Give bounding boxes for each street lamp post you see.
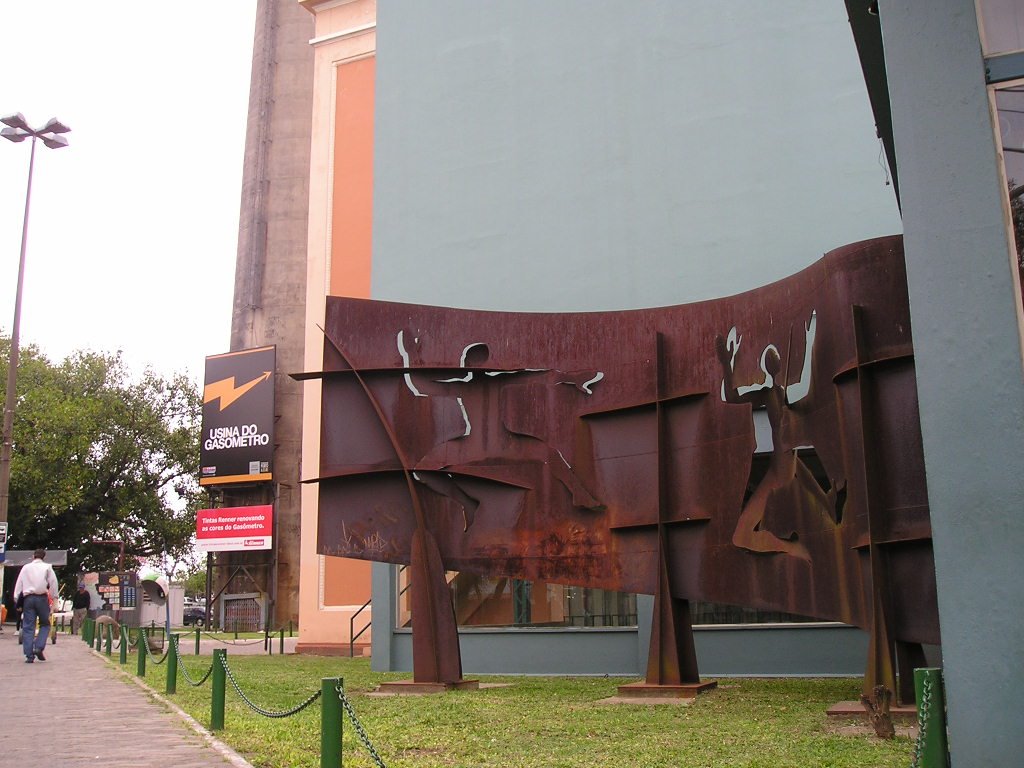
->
[0,114,70,606]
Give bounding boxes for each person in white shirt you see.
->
[13,549,59,663]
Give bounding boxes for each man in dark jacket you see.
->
[71,583,90,635]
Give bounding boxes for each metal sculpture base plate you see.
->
[617,681,718,699]
[377,679,480,695]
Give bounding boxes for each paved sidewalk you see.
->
[2,628,253,767]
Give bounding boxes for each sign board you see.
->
[200,345,275,486]
[96,572,139,611]
[196,505,273,552]
[4,549,67,567]
[0,521,6,563]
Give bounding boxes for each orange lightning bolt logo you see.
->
[204,371,272,411]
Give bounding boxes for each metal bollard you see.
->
[280,628,285,655]
[912,668,950,768]
[321,678,343,768]
[136,627,147,678]
[94,624,103,651]
[119,624,127,664]
[83,618,92,645]
[105,622,113,655]
[211,649,226,731]
[195,627,200,656]
[166,635,178,695]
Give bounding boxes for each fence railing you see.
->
[79,617,385,768]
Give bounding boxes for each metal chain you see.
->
[172,636,216,686]
[200,630,265,646]
[142,631,169,665]
[335,682,387,767]
[910,676,933,768]
[218,654,322,718]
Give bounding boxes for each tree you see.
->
[1011,181,1024,291]
[179,560,208,599]
[1,339,201,595]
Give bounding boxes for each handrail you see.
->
[397,564,410,597]
[349,596,372,657]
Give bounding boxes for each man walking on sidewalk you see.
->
[71,582,90,635]
[13,549,58,662]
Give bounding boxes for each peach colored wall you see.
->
[299,0,376,650]
[329,55,375,297]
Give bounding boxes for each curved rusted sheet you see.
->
[303,235,939,691]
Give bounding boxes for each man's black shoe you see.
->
[34,649,46,661]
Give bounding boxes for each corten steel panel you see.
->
[302,235,939,686]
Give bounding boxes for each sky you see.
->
[0,3,259,385]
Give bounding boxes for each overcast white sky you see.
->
[0,3,258,384]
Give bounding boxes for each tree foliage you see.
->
[179,561,207,599]
[1011,181,1024,277]
[2,339,200,594]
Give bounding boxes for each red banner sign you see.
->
[196,505,273,552]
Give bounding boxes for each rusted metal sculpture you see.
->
[300,235,939,699]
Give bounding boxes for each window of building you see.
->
[977,0,1024,57]
[396,569,638,630]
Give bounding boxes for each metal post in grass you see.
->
[83,618,91,645]
[211,648,226,731]
[119,624,127,664]
[166,634,178,695]
[195,627,200,655]
[136,626,147,677]
[105,622,112,655]
[279,628,284,655]
[94,625,102,651]
[321,677,343,768]
[912,668,950,768]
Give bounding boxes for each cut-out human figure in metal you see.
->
[397,332,605,528]
[716,311,844,561]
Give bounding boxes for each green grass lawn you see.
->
[125,653,915,768]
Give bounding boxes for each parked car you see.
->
[183,605,207,628]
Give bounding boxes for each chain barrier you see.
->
[171,636,216,686]
[141,631,170,665]
[336,682,387,768]
[200,630,265,646]
[218,653,322,718]
[910,675,932,768]
[127,630,140,649]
